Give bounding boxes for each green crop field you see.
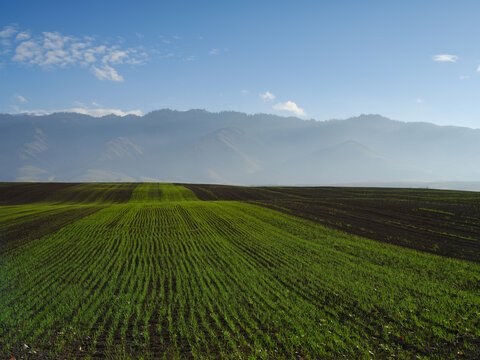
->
[1,183,479,359]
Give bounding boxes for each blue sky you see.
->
[1,0,480,127]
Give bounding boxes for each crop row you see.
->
[183,184,480,262]
[1,184,479,359]
[0,183,138,205]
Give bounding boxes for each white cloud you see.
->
[0,25,16,38]
[15,94,28,103]
[476,65,480,72]
[80,45,106,64]
[416,98,424,104]
[241,89,248,94]
[12,40,43,63]
[260,91,275,101]
[15,32,30,41]
[0,26,17,46]
[43,48,73,67]
[13,106,142,117]
[60,101,141,117]
[459,75,470,80]
[66,107,142,117]
[432,54,458,62]
[43,31,71,50]
[4,27,148,81]
[73,100,86,107]
[92,65,124,82]
[102,48,129,64]
[273,101,306,116]
[209,48,219,55]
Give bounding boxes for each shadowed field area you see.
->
[1,183,479,359]
[183,184,480,263]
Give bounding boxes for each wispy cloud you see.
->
[1,25,223,82]
[241,89,248,94]
[260,91,275,101]
[432,54,458,63]
[0,25,17,46]
[14,94,28,103]
[13,40,43,63]
[209,48,228,55]
[273,101,306,116]
[416,98,424,104]
[0,25,16,38]
[1,26,148,81]
[0,25,16,46]
[459,75,470,80]
[15,31,30,41]
[102,47,147,65]
[92,65,124,82]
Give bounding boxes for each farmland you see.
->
[183,184,480,263]
[1,183,480,359]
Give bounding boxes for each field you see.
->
[1,183,479,359]
[183,184,480,263]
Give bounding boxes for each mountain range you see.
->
[2,109,480,189]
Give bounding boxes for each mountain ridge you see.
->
[1,109,479,188]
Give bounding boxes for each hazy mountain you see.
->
[1,110,480,189]
[164,127,265,184]
[272,140,426,185]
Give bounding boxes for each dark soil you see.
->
[182,184,480,263]
[1,206,103,252]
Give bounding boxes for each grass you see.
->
[183,184,480,262]
[0,183,479,359]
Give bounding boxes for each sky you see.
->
[1,0,480,128]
